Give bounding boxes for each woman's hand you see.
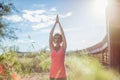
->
[56,14,59,23]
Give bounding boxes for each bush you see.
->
[66,55,120,80]
[0,51,21,80]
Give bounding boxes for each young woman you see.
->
[49,15,67,80]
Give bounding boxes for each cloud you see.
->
[22,10,47,22]
[22,10,56,30]
[16,39,35,44]
[3,15,23,22]
[32,21,54,30]
[50,7,57,11]
[3,8,72,31]
[23,10,46,15]
[40,27,76,34]
[66,12,72,16]
[60,12,72,18]
[29,11,72,30]
[40,28,50,33]
[33,4,45,8]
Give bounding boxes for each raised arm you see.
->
[49,19,57,51]
[57,15,67,50]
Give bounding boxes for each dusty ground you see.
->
[20,73,49,80]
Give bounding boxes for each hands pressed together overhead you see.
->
[49,14,67,51]
[55,14,59,23]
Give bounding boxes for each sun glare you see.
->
[92,0,108,16]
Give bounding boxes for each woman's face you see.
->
[54,34,62,44]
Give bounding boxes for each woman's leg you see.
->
[50,78,55,80]
[63,77,67,80]
[50,77,67,80]
[57,77,67,80]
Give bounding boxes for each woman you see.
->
[49,15,67,80]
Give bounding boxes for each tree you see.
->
[0,0,18,41]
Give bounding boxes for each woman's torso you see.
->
[50,47,66,78]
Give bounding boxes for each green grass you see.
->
[0,50,120,80]
[66,54,120,80]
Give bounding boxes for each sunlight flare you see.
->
[92,0,108,16]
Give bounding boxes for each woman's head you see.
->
[53,33,62,44]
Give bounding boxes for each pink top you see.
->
[50,47,66,78]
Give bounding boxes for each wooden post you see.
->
[102,52,104,64]
[106,0,120,72]
[105,50,108,65]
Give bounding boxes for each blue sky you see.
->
[2,0,107,52]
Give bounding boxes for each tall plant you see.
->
[0,0,18,41]
[0,50,21,80]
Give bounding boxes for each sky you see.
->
[1,0,108,52]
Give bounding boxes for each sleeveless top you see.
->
[50,47,66,78]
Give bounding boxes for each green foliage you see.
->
[1,48,119,80]
[19,51,50,74]
[19,58,33,75]
[0,0,18,41]
[0,50,21,79]
[66,54,120,80]
[18,50,120,80]
[39,56,50,72]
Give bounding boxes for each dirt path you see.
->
[20,73,49,80]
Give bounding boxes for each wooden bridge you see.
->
[77,35,109,66]
[77,1,120,72]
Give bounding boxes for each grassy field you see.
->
[0,50,120,80]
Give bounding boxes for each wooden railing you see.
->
[77,35,109,66]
